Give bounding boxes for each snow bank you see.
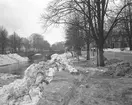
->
[50,53,78,73]
[8,54,29,62]
[0,55,16,66]
[0,53,78,105]
[104,48,121,52]
[0,54,29,66]
[0,73,20,80]
[34,53,41,56]
[104,48,132,53]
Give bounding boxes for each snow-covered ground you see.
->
[0,54,29,66]
[104,47,132,53]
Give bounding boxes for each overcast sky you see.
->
[0,0,65,44]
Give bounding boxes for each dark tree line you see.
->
[0,26,51,54]
[0,26,8,54]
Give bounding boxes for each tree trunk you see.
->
[128,37,132,51]
[86,41,90,60]
[97,46,105,66]
[14,47,17,53]
[1,44,5,54]
[97,47,99,66]
[128,3,132,51]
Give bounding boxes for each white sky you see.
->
[0,0,65,45]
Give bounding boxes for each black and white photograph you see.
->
[0,0,132,105]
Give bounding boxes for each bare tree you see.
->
[29,33,50,52]
[21,38,31,52]
[42,0,92,60]
[65,16,85,58]
[120,0,132,50]
[9,32,21,53]
[42,0,131,66]
[29,33,44,51]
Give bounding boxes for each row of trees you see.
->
[0,26,51,54]
[0,27,23,54]
[42,0,132,66]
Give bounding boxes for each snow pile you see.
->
[0,54,29,66]
[103,61,132,77]
[0,55,17,66]
[114,62,132,77]
[105,59,122,65]
[104,48,121,52]
[0,73,20,80]
[34,53,41,56]
[0,53,78,105]
[0,62,47,105]
[86,67,107,73]
[8,53,29,62]
[104,48,132,54]
[50,53,78,73]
